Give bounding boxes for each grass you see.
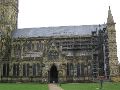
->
[60,82,120,90]
[0,82,120,90]
[0,83,48,90]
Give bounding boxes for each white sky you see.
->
[18,0,120,62]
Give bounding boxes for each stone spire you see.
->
[106,6,119,78]
[107,6,115,24]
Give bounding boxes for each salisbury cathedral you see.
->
[0,0,119,83]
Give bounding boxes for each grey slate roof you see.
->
[12,24,106,38]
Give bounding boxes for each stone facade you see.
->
[0,1,119,83]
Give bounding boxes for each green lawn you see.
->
[61,82,120,90]
[0,82,120,90]
[0,83,48,90]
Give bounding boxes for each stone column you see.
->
[58,63,67,83]
[29,63,33,76]
[9,63,13,77]
[19,63,23,77]
[8,62,13,81]
[42,64,49,83]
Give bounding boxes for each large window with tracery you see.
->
[48,50,59,60]
[67,63,74,77]
[33,64,37,76]
[32,63,41,76]
[23,64,29,77]
[13,63,19,77]
[3,63,9,77]
[77,63,81,77]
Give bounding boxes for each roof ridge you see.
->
[18,24,105,30]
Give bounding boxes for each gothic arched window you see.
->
[48,50,59,60]
[67,63,70,76]
[23,64,29,77]
[70,63,73,76]
[3,63,9,77]
[77,63,80,77]
[27,41,32,51]
[13,63,19,77]
[33,64,37,76]
[37,63,41,76]
[23,64,26,76]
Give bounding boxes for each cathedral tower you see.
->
[106,6,119,77]
[0,0,18,60]
[0,0,18,81]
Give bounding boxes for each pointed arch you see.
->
[50,64,58,83]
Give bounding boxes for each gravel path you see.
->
[48,84,64,90]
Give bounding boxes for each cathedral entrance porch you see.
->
[49,65,58,83]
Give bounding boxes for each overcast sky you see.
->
[18,0,120,62]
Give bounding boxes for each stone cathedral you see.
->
[0,0,119,83]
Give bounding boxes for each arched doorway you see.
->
[50,65,58,83]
